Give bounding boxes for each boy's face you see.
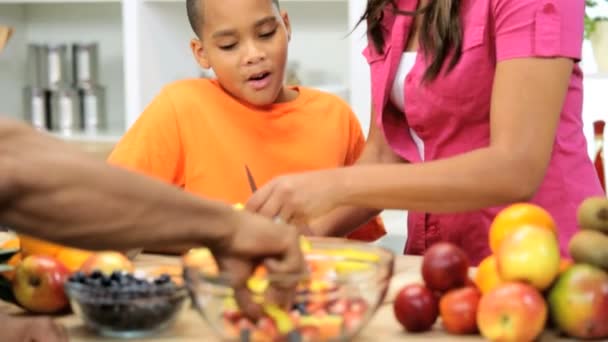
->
[191,0,292,106]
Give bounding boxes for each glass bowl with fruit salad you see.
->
[184,237,395,342]
[64,265,189,338]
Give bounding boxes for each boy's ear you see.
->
[190,38,211,69]
[280,11,292,42]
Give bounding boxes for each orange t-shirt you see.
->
[108,79,385,241]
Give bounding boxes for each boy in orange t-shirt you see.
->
[108,0,385,250]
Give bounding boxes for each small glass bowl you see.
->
[64,267,189,339]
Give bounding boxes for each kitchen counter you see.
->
[1,254,575,341]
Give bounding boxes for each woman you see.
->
[246,0,604,264]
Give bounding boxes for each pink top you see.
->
[363,0,605,264]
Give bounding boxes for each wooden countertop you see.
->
[1,254,574,341]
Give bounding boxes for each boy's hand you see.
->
[211,210,306,319]
[245,170,342,226]
[0,314,68,342]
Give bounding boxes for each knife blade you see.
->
[245,165,258,193]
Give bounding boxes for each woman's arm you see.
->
[247,57,572,223]
[335,58,572,212]
[309,105,405,237]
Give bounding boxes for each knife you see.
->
[245,165,258,193]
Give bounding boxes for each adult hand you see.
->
[245,170,343,226]
[210,209,306,319]
[0,314,68,342]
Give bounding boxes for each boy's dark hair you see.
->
[187,0,281,36]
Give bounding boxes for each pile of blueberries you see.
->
[66,270,186,332]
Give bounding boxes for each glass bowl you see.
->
[64,266,189,339]
[184,237,395,342]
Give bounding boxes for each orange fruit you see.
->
[558,258,573,274]
[18,235,63,258]
[56,247,94,272]
[1,237,21,281]
[489,203,557,253]
[474,255,503,294]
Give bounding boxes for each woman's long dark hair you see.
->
[357,0,462,82]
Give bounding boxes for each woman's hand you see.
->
[245,169,345,226]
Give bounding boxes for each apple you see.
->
[477,282,547,342]
[12,255,70,314]
[439,286,481,334]
[548,264,608,339]
[182,247,218,275]
[80,251,133,275]
[393,283,438,332]
[496,225,560,291]
[422,242,469,292]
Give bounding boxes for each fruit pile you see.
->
[65,270,187,332]
[185,237,380,342]
[0,233,135,315]
[220,297,368,342]
[393,201,608,341]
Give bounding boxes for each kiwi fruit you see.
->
[568,230,608,271]
[576,197,608,234]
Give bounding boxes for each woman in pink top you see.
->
[246,0,605,264]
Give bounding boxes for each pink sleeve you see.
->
[492,0,584,61]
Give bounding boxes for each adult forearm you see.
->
[311,135,403,237]
[338,147,539,213]
[0,118,233,251]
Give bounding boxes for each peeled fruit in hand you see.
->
[568,229,608,271]
[496,224,560,291]
[489,203,556,253]
[474,255,502,294]
[477,282,547,342]
[80,251,133,275]
[439,286,481,334]
[393,283,438,332]
[13,255,70,313]
[576,196,608,233]
[421,242,469,292]
[548,264,608,339]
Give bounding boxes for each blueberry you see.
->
[293,303,308,315]
[101,276,113,287]
[69,271,86,283]
[110,271,123,281]
[155,274,171,284]
[90,270,103,279]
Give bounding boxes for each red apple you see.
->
[422,242,469,292]
[393,283,439,332]
[439,286,481,334]
[12,255,70,314]
[548,264,608,339]
[80,251,133,275]
[477,282,547,342]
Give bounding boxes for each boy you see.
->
[108,0,385,251]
